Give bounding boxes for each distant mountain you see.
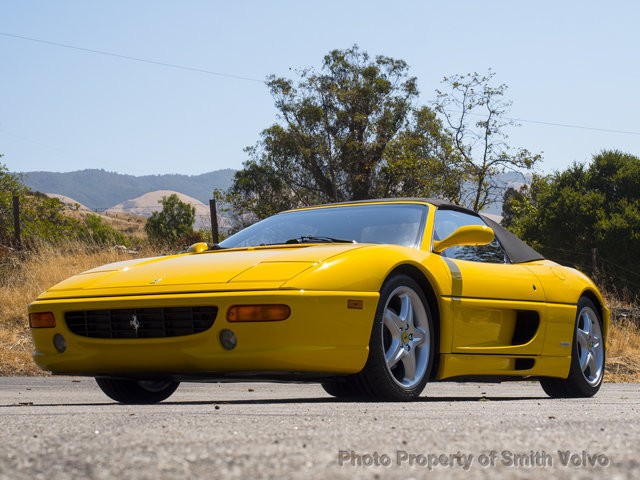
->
[20,168,236,211]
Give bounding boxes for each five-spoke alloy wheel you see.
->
[381,284,431,390]
[352,274,435,401]
[540,297,605,398]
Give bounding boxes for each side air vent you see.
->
[514,358,535,370]
[511,311,540,346]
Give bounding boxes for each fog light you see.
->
[53,334,66,353]
[219,329,237,350]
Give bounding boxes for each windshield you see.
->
[219,204,428,249]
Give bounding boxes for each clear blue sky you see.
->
[1,0,638,176]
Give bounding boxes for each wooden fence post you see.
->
[209,199,219,245]
[12,195,21,250]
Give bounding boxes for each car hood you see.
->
[37,244,368,299]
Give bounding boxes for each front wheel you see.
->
[352,274,435,401]
[540,297,605,398]
[320,378,359,398]
[95,378,180,404]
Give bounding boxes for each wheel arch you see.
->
[386,263,441,380]
[579,288,609,340]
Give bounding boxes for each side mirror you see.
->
[433,225,494,254]
[187,242,209,253]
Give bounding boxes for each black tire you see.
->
[320,378,360,398]
[540,297,605,398]
[95,378,180,404]
[353,274,435,401]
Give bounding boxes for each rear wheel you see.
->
[95,378,179,404]
[540,297,605,398]
[351,274,435,401]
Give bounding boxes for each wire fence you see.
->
[4,194,640,308]
[2,194,227,250]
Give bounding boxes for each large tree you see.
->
[503,150,640,296]
[223,46,464,220]
[433,71,541,211]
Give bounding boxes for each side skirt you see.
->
[436,353,571,380]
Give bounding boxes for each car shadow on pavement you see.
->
[2,395,550,407]
[158,395,550,406]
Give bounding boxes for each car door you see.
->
[433,208,547,355]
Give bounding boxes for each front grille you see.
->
[65,306,217,339]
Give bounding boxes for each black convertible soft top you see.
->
[328,198,545,264]
[479,214,545,264]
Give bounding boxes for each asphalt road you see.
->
[0,377,638,480]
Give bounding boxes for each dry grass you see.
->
[1,246,639,382]
[604,296,640,382]
[0,243,156,376]
[63,207,148,239]
[101,211,147,238]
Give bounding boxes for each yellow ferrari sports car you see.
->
[29,199,608,403]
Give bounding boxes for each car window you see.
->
[433,209,508,264]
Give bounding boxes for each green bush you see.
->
[144,194,196,248]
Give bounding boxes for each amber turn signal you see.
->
[227,305,291,322]
[29,312,56,328]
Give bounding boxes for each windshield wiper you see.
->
[284,235,357,244]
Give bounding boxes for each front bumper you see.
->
[29,290,379,377]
